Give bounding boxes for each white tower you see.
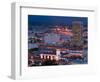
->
[56,49,61,60]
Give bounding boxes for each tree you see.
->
[42,59,58,66]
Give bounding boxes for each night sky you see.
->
[28,15,88,26]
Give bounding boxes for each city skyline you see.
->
[28,15,88,66]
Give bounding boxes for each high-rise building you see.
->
[71,21,83,47]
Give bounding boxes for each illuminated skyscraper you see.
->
[72,21,83,47]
